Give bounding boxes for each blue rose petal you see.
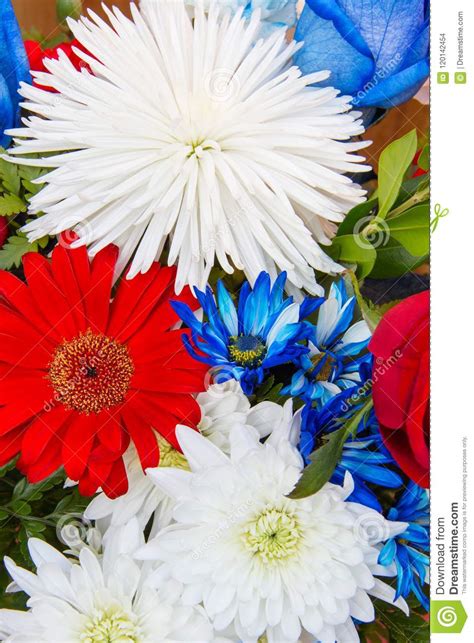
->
[295,0,429,110]
[0,0,31,148]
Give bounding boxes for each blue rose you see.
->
[294,0,429,109]
[1,0,31,149]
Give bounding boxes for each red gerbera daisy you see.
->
[0,239,206,498]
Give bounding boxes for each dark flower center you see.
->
[48,329,134,414]
[228,334,266,367]
[309,351,335,381]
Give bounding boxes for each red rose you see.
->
[24,39,90,91]
[369,291,429,488]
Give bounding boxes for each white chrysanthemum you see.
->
[0,520,213,642]
[7,0,368,294]
[197,378,285,450]
[85,436,187,536]
[137,405,409,643]
[86,381,284,532]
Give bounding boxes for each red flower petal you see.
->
[107,263,172,341]
[0,382,52,437]
[0,271,55,336]
[101,457,129,499]
[87,245,119,332]
[62,413,98,481]
[20,406,71,466]
[370,291,430,487]
[0,245,206,497]
[19,436,63,483]
[23,252,78,341]
[96,412,127,455]
[0,426,25,466]
[121,405,159,471]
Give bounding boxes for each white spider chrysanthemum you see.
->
[6,0,368,294]
[85,381,284,533]
[0,520,213,642]
[137,406,409,643]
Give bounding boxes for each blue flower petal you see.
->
[0,0,31,147]
[295,5,374,96]
[357,59,429,108]
[337,0,425,69]
[217,280,238,336]
[305,0,373,57]
[378,538,397,566]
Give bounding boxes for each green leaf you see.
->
[378,129,418,219]
[335,197,378,238]
[57,0,83,23]
[0,458,17,478]
[289,398,373,499]
[387,204,429,256]
[10,501,33,516]
[377,602,429,642]
[326,234,377,279]
[393,174,429,210]
[345,271,399,332]
[370,238,427,279]
[0,155,21,196]
[0,194,27,216]
[0,235,39,269]
[418,143,430,172]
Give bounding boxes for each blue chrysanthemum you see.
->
[299,389,403,511]
[172,271,321,395]
[282,279,371,405]
[379,482,430,610]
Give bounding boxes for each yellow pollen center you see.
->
[156,435,189,469]
[48,329,134,414]
[242,507,302,563]
[80,606,141,642]
[228,334,266,368]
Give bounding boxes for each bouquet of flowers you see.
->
[0,0,429,641]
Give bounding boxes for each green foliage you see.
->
[0,231,49,269]
[0,151,49,269]
[345,271,400,332]
[359,597,430,643]
[57,0,84,24]
[328,130,429,280]
[252,375,286,405]
[0,464,89,608]
[377,129,418,219]
[289,397,373,499]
